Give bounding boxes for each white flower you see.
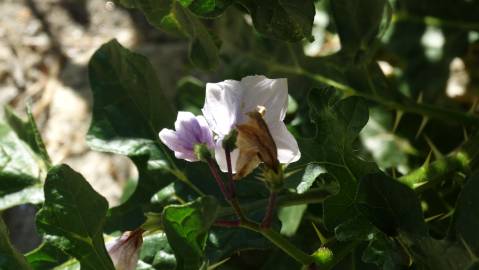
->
[202,75,300,172]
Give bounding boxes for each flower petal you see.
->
[241,76,288,123]
[196,115,214,148]
[268,121,301,164]
[175,151,197,162]
[214,138,239,173]
[202,80,243,136]
[174,111,201,147]
[159,129,188,152]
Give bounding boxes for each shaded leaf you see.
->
[300,87,377,230]
[26,242,70,270]
[238,0,315,42]
[36,164,115,270]
[88,39,177,232]
[356,172,428,237]
[114,1,219,69]
[329,0,388,62]
[452,172,479,256]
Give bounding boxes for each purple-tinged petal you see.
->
[159,129,188,152]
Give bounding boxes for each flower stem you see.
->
[206,158,230,201]
[261,191,277,228]
[225,149,236,199]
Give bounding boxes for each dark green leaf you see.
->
[26,242,70,270]
[334,214,374,242]
[176,76,206,115]
[238,0,315,41]
[452,172,479,256]
[36,164,115,270]
[114,1,219,69]
[356,172,428,238]
[0,216,32,270]
[88,39,177,232]
[361,232,410,270]
[162,196,218,270]
[87,39,174,155]
[300,87,376,230]
[329,0,388,61]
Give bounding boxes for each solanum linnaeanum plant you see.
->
[3,1,479,270]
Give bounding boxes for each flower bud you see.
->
[106,229,144,270]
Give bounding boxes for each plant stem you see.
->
[206,158,230,201]
[263,60,479,127]
[261,191,277,228]
[225,149,236,199]
[239,221,314,265]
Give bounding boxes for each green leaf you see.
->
[334,214,374,242]
[361,232,410,270]
[452,172,479,256]
[278,204,307,237]
[4,106,51,167]
[35,164,115,270]
[26,242,70,270]
[0,184,44,211]
[329,0,388,62]
[300,87,377,230]
[0,121,43,197]
[176,76,206,115]
[296,163,327,194]
[87,39,175,155]
[0,216,32,270]
[138,232,177,270]
[162,196,218,270]
[114,1,219,69]
[238,0,315,41]
[356,172,428,238]
[88,39,177,232]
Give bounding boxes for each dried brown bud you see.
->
[234,106,279,179]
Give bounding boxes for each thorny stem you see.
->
[261,191,277,228]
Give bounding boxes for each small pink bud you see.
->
[106,229,144,270]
